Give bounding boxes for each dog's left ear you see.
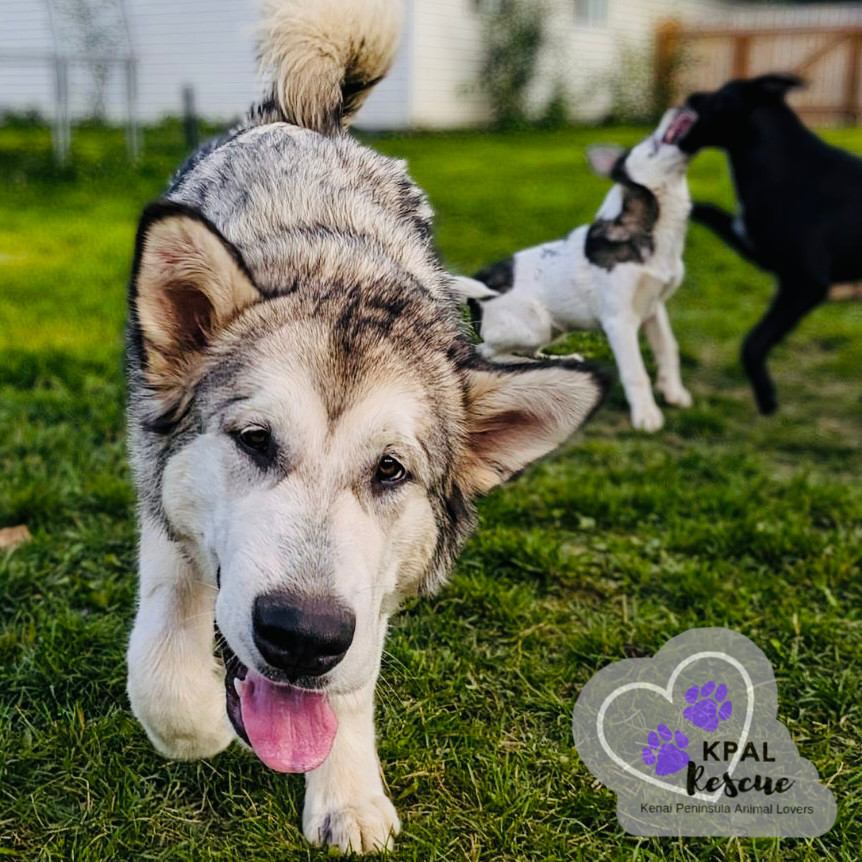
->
[752,73,805,99]
[459,358,607,496]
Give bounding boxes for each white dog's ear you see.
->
[460,358,607,496]
[131,202,260,390]
[586,145,625,178]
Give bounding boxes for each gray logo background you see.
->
[572,628,836,836]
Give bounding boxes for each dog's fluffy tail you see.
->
[256,0,403,134]
[449,276,500,304]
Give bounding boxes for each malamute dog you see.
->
[125,0,606,853]
[453,113,696,432]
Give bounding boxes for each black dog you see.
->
[677,73,862,414]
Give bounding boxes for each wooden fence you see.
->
[656,20,862,126]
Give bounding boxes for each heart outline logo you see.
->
[596,651,755,802]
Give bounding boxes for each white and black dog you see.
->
[124,0,606,854]
[454,111,697,432]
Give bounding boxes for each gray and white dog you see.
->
[453,112,697,432]
[125,0,606,853]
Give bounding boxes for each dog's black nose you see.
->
[252,594,355,678]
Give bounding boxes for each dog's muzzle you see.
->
[216,594,354,775]
[663,107,698,146]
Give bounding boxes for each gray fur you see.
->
[128,115,604,594]
[128,118,478,591]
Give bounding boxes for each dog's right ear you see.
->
[130,202,260,393]
[751,73,805,99]
[586,145,625,179]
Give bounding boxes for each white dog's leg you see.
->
[303,680,400,855]
[643,303,692,408]
[603,317,664,432]
[127,519,234,759]
[479,298,554,359]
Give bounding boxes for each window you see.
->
[574,0,608,28]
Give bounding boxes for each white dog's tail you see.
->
[449,276,500,304]
[256,0,403,134]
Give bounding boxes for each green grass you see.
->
[1,121,861,861]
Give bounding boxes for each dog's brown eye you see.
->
[375,455,407,485]
[237,426,271,453]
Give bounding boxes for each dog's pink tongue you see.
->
[240,669,337,773]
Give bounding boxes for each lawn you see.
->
[0,121,860,861]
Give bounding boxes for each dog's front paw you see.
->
[127,646,234,760]
[630,401,664,432]
[304,794,401,855]
[660,383,693,408]
[129,674,234,760]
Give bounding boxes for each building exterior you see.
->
[0,0,260,126]
[1,1,860,130]
[362,0,727,128]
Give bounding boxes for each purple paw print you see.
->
[641,724,690,776]
[684,681,732,732]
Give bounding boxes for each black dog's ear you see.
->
[752,73,805,99]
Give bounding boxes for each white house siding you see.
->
[540,0,726,122]
[696,2,862,29]
[354,0,414,129]
[8,0,832,131]
[0,0,261,123]
[409,0,490,127]
[0,0,420,130]
[125,0,260,123]
[369,0,728,129]
[0,0,56,116]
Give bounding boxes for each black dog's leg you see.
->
[741,279,827,415]
[691,203,765,268]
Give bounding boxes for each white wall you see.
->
[8,0,817,131]
[410,0,490,128]
[395,0,726,129]
[354,0,414,129]
[696,1,862,28]
[126,0,260,122]
[0,0,261,123]
[0,0,420,130]
[0,0,56,117]
[539,0,725,122]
